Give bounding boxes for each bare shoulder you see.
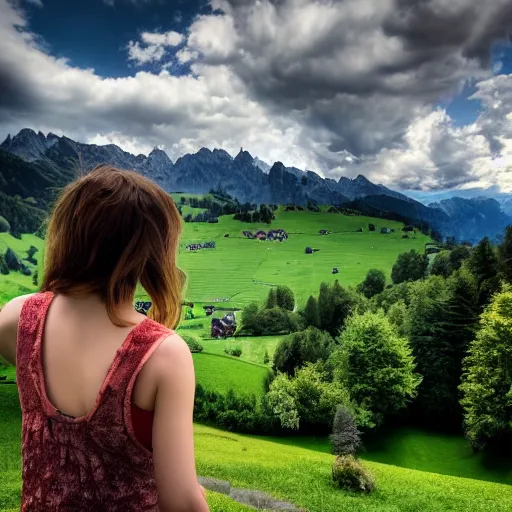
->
[145,332,194,381]
[0,294,36,364]
[0,293,35,323]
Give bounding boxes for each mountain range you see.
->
[1,128,511,243]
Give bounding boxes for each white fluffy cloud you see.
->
[343,75,512,192]
[1,0,512,192]
[127,31,183,65]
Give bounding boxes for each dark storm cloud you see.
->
[385,0,512,65]
[189,0,512,169]
[0,66,38,112]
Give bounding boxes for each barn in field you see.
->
[211,313,237,338]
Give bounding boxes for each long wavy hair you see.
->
[41,164,184,328]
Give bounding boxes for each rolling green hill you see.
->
[191,353,270,397]
[1,374,511,512]
[177,209,429,307]
[0,209,429,309]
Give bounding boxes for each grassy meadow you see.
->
[1,369,512,512]
[191,353,270,397]
[0,208,430,309]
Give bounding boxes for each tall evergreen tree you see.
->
[266,288,278,309]
[407,272,479,428]
[318,282,333,331]
[303,295,320,328]
[329,281,359,337]
[500,225,512,284]
[467,237,500,307]
[449,245,470,271]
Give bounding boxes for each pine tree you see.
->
[303,295,320,328]
[407,272,479,427]
[500,225,512,284]
[266,288,278,309]
[468,237,498,284]
[329,281,359,337]
[318,282,333,331]
[449,245,470,271]
[467,237,500,307]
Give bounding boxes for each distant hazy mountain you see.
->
[406,186,512,217]
[1,128,510,242]
[429,197,510,243]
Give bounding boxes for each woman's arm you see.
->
[0,295,31,365]
[152,334,210,512]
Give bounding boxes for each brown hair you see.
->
[41,165,184,328]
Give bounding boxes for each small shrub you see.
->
[330,407,361,456]
[0,255,9,276]
[225,347,242,357]
[263,350,270,365]
[182,335,204,353]
[332,455,375,493]
[4,248,21,271]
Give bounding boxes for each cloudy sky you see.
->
[1,0,512,193]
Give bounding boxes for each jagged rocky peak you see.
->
[1,134,12,147]
[197,147,212,156]
[269,161,286,174]
[148,147,172,163]
[213,148,232,159]
[2,128,50,161]
[234,148,254,165]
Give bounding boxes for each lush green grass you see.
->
[203,492,255,511]
[0,233,44,304]
[192,353,271,397]
[2,369,512,511]
[176,209,429,307]
[0,210,430,309]
[198,336,282,366]
[193,424,512,512]
[362,426,512,485]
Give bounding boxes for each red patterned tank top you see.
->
[16,292,172,511]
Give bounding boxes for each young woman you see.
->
[0,165,210,511]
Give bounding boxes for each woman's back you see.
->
[39,292,157,418]
[18,292,168,510]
